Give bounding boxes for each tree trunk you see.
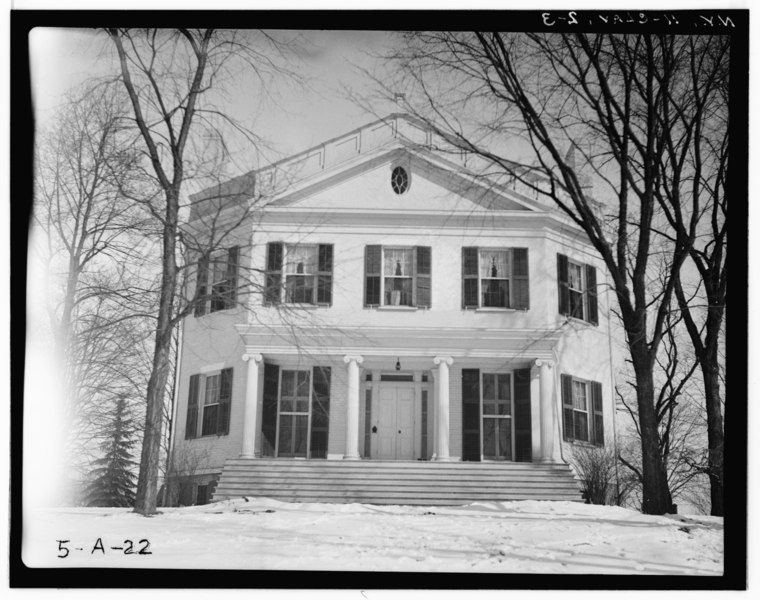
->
[631,339,674,515]
[703,306,724,516]
[134,189,179,515]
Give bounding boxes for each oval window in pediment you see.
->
[391,166,409,194]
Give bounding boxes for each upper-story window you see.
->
[194,247,239,317]
[364,245,431,308]
[264,242,333,306]
[557,254,598,325]
[462,247,529,310]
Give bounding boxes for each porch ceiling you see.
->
[236,324,561,360]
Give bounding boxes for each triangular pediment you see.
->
[189,114,552,223]
[267,146,538,214]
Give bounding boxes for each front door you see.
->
[376,385,415,460]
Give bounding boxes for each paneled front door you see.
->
[376,385,415,460]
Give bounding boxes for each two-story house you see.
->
[170,114,615,506]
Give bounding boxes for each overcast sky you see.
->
[29,28,401,168]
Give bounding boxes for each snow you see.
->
[22,498,722,575]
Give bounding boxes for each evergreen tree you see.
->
[84,396,138,507]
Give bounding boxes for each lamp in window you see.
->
[395,357,401,371]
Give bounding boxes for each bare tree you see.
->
[382,32,729,515]
[33,82,154,501]
[104,28,304,515]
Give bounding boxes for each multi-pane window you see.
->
[561,374,604,446]
[201,374,221,436]
[194,247,239,317]
[364,245,431,308]
[185,369,232,439]
[285,245,318,303]
[265,242,333,306]
[482,373,512,460]
[571,379,589,442]
[557,253,598,325]
[278,370,311,458]
[568,261,585,320]
[384,248,413,306]
[480,250,510,308]
[462,247,529,309]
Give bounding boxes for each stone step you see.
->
[212,458,583,505]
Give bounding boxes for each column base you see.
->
[343,454,361,460]
[433,456,454,462]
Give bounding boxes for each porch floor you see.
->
[212,458,583,506]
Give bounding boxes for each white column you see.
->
[241,353,263,458]
[430,368,438,461]
[433,356,453,461]
[343,355,364,460]
[535,359,555,463]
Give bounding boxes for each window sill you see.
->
[474,307,517,313]
[562,315,597,327]
[280,303,327,310]
[375,305,421,312]
[568,439,603,449]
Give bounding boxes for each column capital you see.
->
[343,355,364,365]
[242,353,263,363]
[533,359,554,369]
[433,356,453,367]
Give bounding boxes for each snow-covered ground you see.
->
[22,497,722,575]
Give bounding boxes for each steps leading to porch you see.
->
[212,459,583,505]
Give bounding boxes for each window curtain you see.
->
[480,250,508,278]
[285,245,317,274]
[384,248,413,276]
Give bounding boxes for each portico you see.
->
[237,325,561,465]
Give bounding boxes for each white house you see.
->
[170,114,615,506]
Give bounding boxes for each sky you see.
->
[29,28,402,172]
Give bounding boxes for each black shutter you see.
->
[364,245,381,306]
[185,374,200,439]
[261,363,280,456]
[591,380,604,446]
[461,368,481,461]
[512,248,530,310]
[415,246,432,308]
[558,254,570,316]
[217,368,233,435]
[585,264,598,325]
[317,244,333,305]
[264,242,283,305]
[462,247,479,308]
[225,246,239,309]
[194,255,209,317]
[310,367,331,458]
[513,368,532,462]
[561,374,574,441]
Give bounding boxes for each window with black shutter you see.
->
[195,247,239,316]
[267,243,333,306]
[561,374,604,446]
[187,368,233,439]
[364,245,431,308]
[462,247,529,309]
[557,253,598,325]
